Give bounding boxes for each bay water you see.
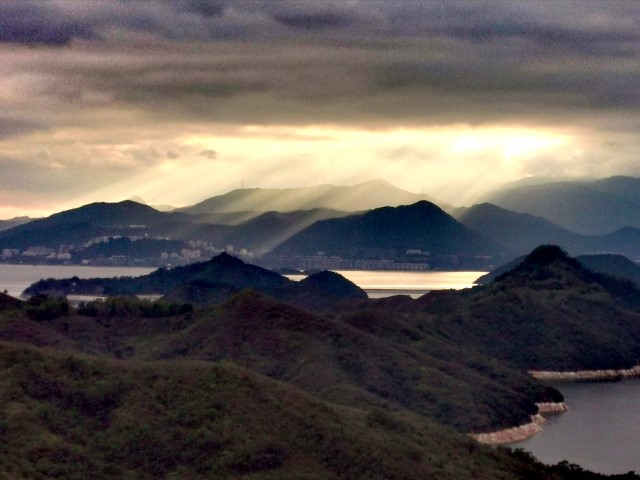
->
[512,379,640,475]
[288,269,485,298]
[0,264,154,298]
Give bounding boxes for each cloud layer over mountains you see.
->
[1,1,639,217]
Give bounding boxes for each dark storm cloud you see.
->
[0,118,46,140]
[273,11,355,30]
[2,1,640,130]
[1,1,634,47]
[0,1,97,44]
[175,0,229,18]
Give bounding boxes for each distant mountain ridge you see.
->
[456,201,640,260]
[0,200,196,250]
[484,175,640,234]
[0,201,351,256]
[0,216,32,232]
[273,200,504,259]
[0,198,506,267]
[179,179,439,215]
[456,203,581,253]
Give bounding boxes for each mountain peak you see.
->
[298,270,367,299]
[520,245,576,268]
[180,180,437,215]
[492,245,586,287]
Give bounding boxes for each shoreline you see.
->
[530,365,640,381]
[473,367,640,445]
[470,402,568,445]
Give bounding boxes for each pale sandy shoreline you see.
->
[470,402,568,444]
[529,365,640,381]
[471,366,640,444]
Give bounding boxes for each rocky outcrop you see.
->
[470,414,545,444]
[530,366,640,381]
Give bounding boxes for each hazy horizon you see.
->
[0,174,610,221]
[2,1,640,218]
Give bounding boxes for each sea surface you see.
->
[2,265,484,299]
[511,379,640,475]
[289,270,485,298]
[0,264,154,298]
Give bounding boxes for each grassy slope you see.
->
[1,292,553,433]
[153,292,561,431]
[412,246,640,370]
[3,256,640,477]
[0,341,551,480]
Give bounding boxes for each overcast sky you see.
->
[1,0,640,218]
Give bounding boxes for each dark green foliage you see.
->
[413,245,640,370]
[3,341,608,480]
[26,294,69,321]
[6,246,640,478]
[0,291,22,311]
[149,290,553,432]
[76,297,193,319]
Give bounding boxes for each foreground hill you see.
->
[411,245,640,371]
[273,200,504,260]
[4,248,640,477]
[150,290,557,432]
[2,340,625,480]
[484,176,640,235]
[6,287,555,433]
[179,179,438,215]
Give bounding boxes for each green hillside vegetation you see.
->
[148,291,557,432]
[411,246,640,370]
[4,246,640,476]
[4,341,632,480]
[1,289,554,433]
